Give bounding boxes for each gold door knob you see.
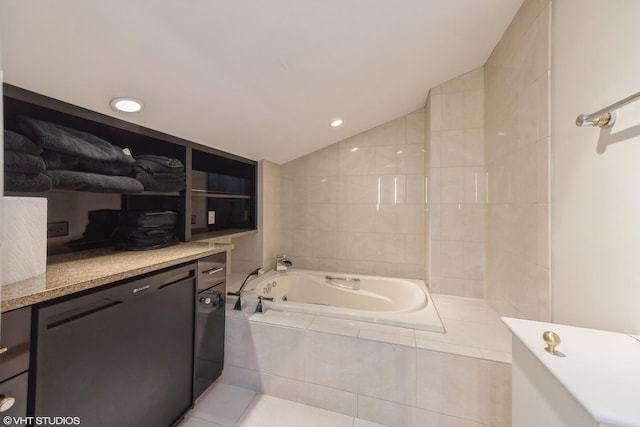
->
[543,330,561,355]
[0,395,15,412]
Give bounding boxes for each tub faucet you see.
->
[275,254,293,272]
[254,296,274,313]
[227,267,264,311]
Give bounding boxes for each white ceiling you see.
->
[0,1,523,164]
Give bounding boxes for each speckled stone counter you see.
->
[1,239,234,312]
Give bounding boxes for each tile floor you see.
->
[181,382,388,427]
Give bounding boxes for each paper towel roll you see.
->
[2,196,47,285]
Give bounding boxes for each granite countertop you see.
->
[1,238,234,312]
[503,317,640,427]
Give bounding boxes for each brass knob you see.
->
[543,330,561,355]
[200,297,212,305]
[0,395,15,412]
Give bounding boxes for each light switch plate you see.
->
[207,211,216,225]
[47,221,69,237]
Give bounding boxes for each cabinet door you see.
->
[0,307,31,382]
[35,269,194,427]
[0,372,28,418]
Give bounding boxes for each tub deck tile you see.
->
[414,340,482,359]
[359,329,416,347]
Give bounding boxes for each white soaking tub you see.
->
[246,269,445,333]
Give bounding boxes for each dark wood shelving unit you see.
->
[3,84,257,250]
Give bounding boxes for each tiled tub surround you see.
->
[280,108,426,280]
[222,291,512,427]
[245,269,444,332]
[428,67,486,299]
[484,0,551,321]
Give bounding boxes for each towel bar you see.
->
[576,89,640,128]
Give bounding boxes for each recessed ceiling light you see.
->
[331,119,343,127]
[110,97,144,113]
[350,147,359,152]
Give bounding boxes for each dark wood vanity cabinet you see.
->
[0,307,31,418]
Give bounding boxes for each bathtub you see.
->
[245,269,445,333]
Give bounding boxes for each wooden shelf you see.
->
[3,83,257,248]
[191,190,253,199]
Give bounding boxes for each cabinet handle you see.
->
[203,267,224,275]
[0,396,15,412]
[0,347,7,355]
[132,285,151,294]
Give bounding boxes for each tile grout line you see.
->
[231,392,261,427]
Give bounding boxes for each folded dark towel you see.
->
[80,157,133,176]
[42,150,133,176]
[4,151,46,174]
[116,225,176,237]
[115,235,179,251]
[134,155,184,174]
[42,150,79,170]
[4,130,42,155]
[134,169,186,192]
[5,172,52,192]
[18,116,135,167]
[118,211,178,228]
[46,170,144,194]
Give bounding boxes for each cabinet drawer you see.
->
[0,308,31,382]
[0,372,27,417]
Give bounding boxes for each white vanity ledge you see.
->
[503,317,640,427]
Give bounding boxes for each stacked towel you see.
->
[18,116,143,194]
[133,155,186,192]
[115,211,179,251]
[3,130,52,192]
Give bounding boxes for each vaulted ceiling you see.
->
[1,1,523,164]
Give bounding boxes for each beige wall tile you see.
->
[430,94,442,131]
[484,0,551,321]
[281,108,425,277]
[340,203,375,232]
[406,110,425,145]
[440,167,485,204]
[440,277,484,299]
[440,204,485,243]
[375,144,424,175]
[430,131,442,167]
[306,383,357,417]
[442,67,484,94]
[440,241,483,281]
[442,90,484,130]
[339,146,375,176]
[416,350,511,426]
[441,128,484,167]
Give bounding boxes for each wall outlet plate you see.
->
[207,211,216,225]
[47,221,69,237]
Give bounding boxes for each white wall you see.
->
[552,0,640,334]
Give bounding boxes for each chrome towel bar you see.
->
[576,89,640,128]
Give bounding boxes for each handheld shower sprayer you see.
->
[227,267,264,311]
